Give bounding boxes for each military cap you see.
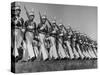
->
[42,15,47,19]
[52,20,56,24]
[58,23,63,26]
[29,11,35,16]
[11,2,21,11]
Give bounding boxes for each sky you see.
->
[15,1,97,41]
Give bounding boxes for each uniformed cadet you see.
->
[37,13,49,61]
[11,2,24,62]
[24,11,38,61]
[63,26,75,59]
[70,32,80,59]
[47,20,59,60]
[56,23,68,59]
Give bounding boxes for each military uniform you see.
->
[37,15,49,60]
[47,21,59,60]
[24,11,39,61]
[11,3,24,62]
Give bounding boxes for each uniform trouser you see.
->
[72,46,80,59]
[39,33,48,60]
[55,38,60,58]
[83,46,92,58]
[76,44,85,59]
[33,40,39,59]
[87,46,96,58]
[49,36,58,59]
[58,39,67,59]
[12,29,23,58]
[62,42,70,58]
[22,40,28,60]
[64,41,74,59]
[70,42,80,59]
[80,45,89,58]
[91,47,97,58]
[25,32,35,59]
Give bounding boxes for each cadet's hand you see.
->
[22,29,25,32]
[28,26,33,29]
[15,20,18,25]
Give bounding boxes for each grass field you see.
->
[13,59,97,73]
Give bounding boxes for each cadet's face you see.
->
[42,18,46,24]
[59,25,63,30]
[15,9,21,16]
[29,15,34,21]
[52,23,56,27]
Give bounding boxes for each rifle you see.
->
[39,12,42,24]
[55,24,60,30]
[46,18,53,28]
[24,6,29,19]
[62,24,68,33]
[62,25,71,34]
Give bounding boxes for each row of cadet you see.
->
[11,2,97,62]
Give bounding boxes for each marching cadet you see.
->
[82,35,93,59]
[70,31,80,59]
[89,40,97,58]
[24,10,38,61]
[56,23,69,59]
[73,32,83,59]
[85,37,96,59]
[91,41,97,58]
[11,2,24,62]
[75,34,85,59]
[79,36,88,59]
[47,20,59,60]
[63,26,75,59]
[81,35,91,59]
[37,12,49,61]
[56,24,70,59]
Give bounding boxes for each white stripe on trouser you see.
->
[26,32,35,59]
[39,33,48,60]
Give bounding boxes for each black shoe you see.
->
[77,57,81,60]
[44,58,49,61]
[15,56,19,62]
[30,57,36,62]
[55,58,60,60]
